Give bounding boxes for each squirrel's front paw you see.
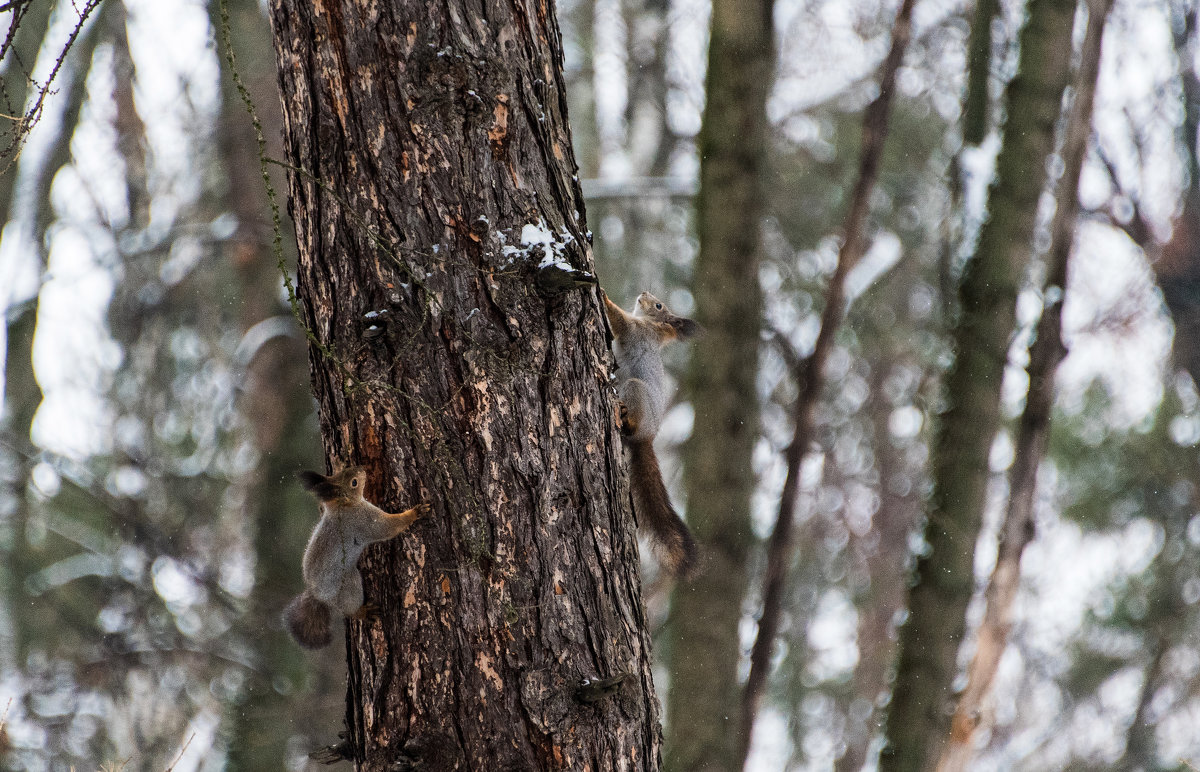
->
[624,405,643,434]
[617,402,637,437]
[350,603,381,623]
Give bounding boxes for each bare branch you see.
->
[0,0,103,170]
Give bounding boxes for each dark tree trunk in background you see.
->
[881,0,1079,768]
[624,0,675,178]
[940,0,998,314]
[0,0,102,668]
[662,0,772,769]
[0,0,82,666]
[1157,4,1200,387]
[836,344,925,772]
[1,303,39,666]
[962,0,999,147]
[739,0,916,764]
[622,0,677,292]
[266,1,660,769]
[1119,634,1168,770]
[0,0,53,224]
[564,0,599,179]
[214,1,333,767]
[936,1,1112,767]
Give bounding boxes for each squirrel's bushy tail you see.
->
[284,590,333,649]
[628,438,698,578]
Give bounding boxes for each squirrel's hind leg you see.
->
[335,568,366,618]
[339,571,381,623]
[620,378,656,440]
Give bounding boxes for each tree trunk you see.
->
[564,0,599,179]
[1156,4,1200,388]
[935,1,1112,768]
[962,0,999,147]
[212,0,337,767]
[0,0,102,669]
[835,347,926,772]
[0,0,54,224]
[740,0,916,764]
[1,302,40,666]
[266,1,660,769]
[940,0,998,315]
[1119,634,1167,770]
[881,0,1079,769]
[662,0,772,769]
[623,0,674,178]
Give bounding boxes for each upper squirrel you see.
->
[602,289,700,578]
[283,466,429,649]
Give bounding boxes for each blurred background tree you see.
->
[0,0,1198,769]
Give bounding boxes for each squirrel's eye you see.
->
[654,303,663,310]
[351,478,359,488]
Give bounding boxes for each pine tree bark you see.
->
[266,1,660,769]
[662,0,772,769]
[881,0,1079,768]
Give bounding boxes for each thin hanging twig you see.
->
[934,1,1114,768]
[737,0,918,764]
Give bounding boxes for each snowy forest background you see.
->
[0,0,1198,769]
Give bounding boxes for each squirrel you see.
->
[601,289,701,578]
[283,466,429,649]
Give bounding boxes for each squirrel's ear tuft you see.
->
[673,317,702,339]
[296,470,326,490]
[295,470,324,489]
[297,470,340,500]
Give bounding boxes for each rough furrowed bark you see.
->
[881,0,1080,769]
[267,1,659,769]
[663,0,772,769]
[934,2,1112,769]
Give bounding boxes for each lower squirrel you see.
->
[601,289,700,578]
[284,466,429,649]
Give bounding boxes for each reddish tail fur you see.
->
[283,590,332,649]
[628,438,698,578]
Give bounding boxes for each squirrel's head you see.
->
[331,466,368,497]
[298,465,367,501]
[634,292,701,340]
